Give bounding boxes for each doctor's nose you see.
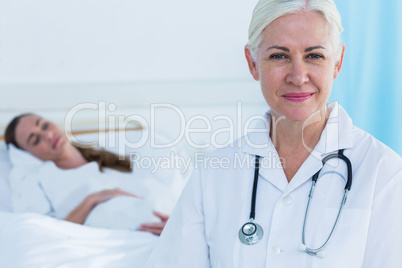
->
[286,60,309,86]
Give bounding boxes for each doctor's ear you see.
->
[245,46,260,81]
[333,44,345,79]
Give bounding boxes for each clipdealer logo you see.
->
[64,101,341,166]
[64,101,271,153]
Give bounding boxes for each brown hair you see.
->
[5,113,32,149]
[75,145,131,172]
[5,113,132,173]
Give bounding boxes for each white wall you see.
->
[0,0,258,84]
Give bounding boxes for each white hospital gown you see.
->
[10,160,176,230]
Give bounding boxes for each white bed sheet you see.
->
[0,212,158,268]
[0,129,193,267]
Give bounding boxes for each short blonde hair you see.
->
[247,0,343,60]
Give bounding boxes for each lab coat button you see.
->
[282,195,293,205]
[270,246,281,257]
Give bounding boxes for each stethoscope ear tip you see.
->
[298,244,307,251]
[316,250,326,258]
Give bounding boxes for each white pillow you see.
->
[8,144,44,171]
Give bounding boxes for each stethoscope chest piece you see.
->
[238,220,264,245]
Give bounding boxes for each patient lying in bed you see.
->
[4,113,176,235]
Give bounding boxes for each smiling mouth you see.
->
[282,93,314,102]
[52,136,61,149]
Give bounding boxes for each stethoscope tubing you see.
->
[249,155,260,220]
[238,155,264,245]
[301,149,352,255]
[302,186,349,254]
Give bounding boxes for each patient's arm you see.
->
[64,188,140,224]
[138,211,169,235]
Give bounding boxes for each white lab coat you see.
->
[146,103,402,268]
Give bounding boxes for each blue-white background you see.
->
[332,0,402,155]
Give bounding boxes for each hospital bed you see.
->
[0,82,267,267]
[0,128,192,268]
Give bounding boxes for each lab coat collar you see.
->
[240,102,354,192]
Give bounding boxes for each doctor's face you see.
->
[15,115,69,161]
[245,11,345,121]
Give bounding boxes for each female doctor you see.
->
[146,0,402,267]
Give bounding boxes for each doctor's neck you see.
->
[270,107,329,153]
[270,107,329,181]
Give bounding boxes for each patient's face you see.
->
[15,115,69,161]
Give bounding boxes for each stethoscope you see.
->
[238,149,352,258]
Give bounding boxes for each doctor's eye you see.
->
[269,54,288,60]
[307,53,324,60]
